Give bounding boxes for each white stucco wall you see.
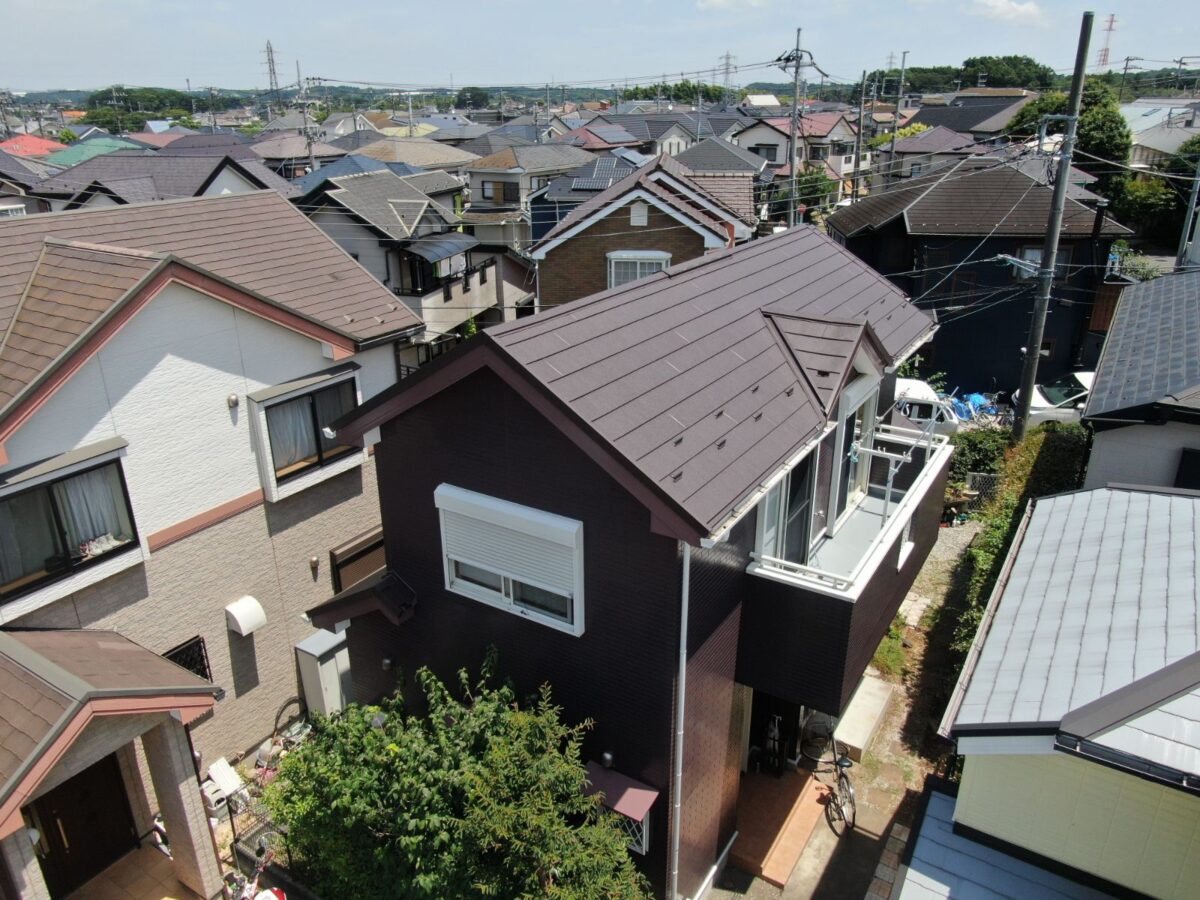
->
[202,166,260,196]
[1083,421,1200,489]
[3,281,397,547]
[733,123,791,163]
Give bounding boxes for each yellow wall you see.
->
[956,753,1200,899]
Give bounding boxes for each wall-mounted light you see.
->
[381,656,394,672]
[227,393,240,409]
[309,556,320,580]
[601,751,615,769]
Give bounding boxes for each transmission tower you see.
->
[719,51,737,105]
[1096,14,1116,69]
[886,51,897,70]
[265,41,280,97]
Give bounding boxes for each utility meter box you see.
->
[295,628,351,717]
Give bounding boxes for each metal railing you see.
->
[751,423,950,594]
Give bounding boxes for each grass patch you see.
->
[872,616,908,679]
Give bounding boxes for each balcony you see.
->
[749,423,952,597]
[392,260,500,333]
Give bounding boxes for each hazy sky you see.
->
[7,0,1196,92]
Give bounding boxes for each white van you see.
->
[894,379,961,435]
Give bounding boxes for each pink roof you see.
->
[0,135,69,157]
[585,762,659,822]
[128,132,187,148]
[762,112,850,138]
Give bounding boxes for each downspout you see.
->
[668,541,692,900]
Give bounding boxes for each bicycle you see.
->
[798,710,857,835]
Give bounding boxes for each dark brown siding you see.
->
[537,204,708,307]
[354,365,683,892]
[678,604,744,898]
[738,453,950,714]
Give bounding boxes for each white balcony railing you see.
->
[749,422,951,596]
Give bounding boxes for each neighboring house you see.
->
[260,110,310,132]
[250,134,347,179]
[905,93,1035,143]
[456,131,535,158]
[30,153,299,210]
[1082,269,1200,490]
[158,132,256,160]
[675,137,771,220]
[731,113,867,200]
[426,124,495,145]
[290,153,425,194]
[870,124,984,183]
[0,149,53,217]
[462,144,596,249]
[553,123,643,151]
[306,226,950,899]
[530,154,757,306]
[528,155,641,241]
[59,124,108,142]
[349,137,480,174]
[0,135,68,158]
[1130,122,1200,169]
[43,138,154,169]
[0,191,430,899]
[593,112,753,155]
[1119,97,1200,136]
[296,169,517,338]
[929,486,1200,900]
[827,157,1131,391]
[125,128,196,150]
[318,112,381,141]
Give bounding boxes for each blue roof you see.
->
[898,791,1111,899]
[292,155,425,194]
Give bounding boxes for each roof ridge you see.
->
[0,242,51,361]
[41,237,166,259]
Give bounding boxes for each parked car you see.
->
[1014,371,1095,425]
[894,378,962,435]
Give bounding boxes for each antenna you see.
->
[1097,14,1116,69]
[265,41,280,98]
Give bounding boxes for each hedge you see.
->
[946,422,1089,660]
[948,428,1011,483]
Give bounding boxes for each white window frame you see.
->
[630,201,649,226]
[755,444,820,566]
[606,250,670,289]
[434,484,585,637]
[0,446,147,625]
[248,370,365,503]
[830,370,880,534]
[897,514,916,569]
[0,204,27,218]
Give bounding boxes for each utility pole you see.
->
[1176,167,1199,271]
[209,87,218,132]
[888,51,909,156]
[1118,56,1142,103]
[788,28,802,228]
[408,94,414,138]
[853,70,867,201]
[1012,11,1093,444]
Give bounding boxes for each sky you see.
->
[6,0,1198,93]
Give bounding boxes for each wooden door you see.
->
[32,753,138,898]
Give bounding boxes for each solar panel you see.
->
[592,157,619,176]
[571,177,613,191]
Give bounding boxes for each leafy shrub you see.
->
[872,616,908,679]
[948,428,1011,483]
[946,423,1088,659]
[265,652,650,900]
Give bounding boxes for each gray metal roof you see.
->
[33,153,299,202]
[1084,269,1200,420]
[320,170,452,241]
[898,791,1110,900]
[674,138,768,173]
[406,231,478,262]
[954,488,1200,746]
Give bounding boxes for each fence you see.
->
[966,471,1002,510]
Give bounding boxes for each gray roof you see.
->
[159,133,255,160]
[0,148,47,188]
[907,96,1031,134]
[262,111,310,131]
[827,158,1130,239]
[953,488,1200,765]
[400,170,463,196]
[897,791,1110,900]
[251,134,346,161]
[318,170,454,241]
[888,125,979,155]
[291,155,424,194]
[457,131,535,157]
[543,156,638,202]
[427,124,494,142]
[674,138,767,173]
[1084,269,1200,420]
[1135,123,1200,156]
[32,154,300,202]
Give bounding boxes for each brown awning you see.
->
[585,761,659,822]
[306,570,417,630]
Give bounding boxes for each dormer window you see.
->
[630,201,649,227]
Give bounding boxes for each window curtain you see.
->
[314,382,356,456]
[267,396,317,472]
[51,465,133,556]
[0,488,62,587]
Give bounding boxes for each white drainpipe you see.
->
[668,541,692,899]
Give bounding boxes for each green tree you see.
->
[960,55,1056,90]
[172,115,202,130]
[1008,78,1132,197]
[1165,134,1200,178]
[56,129,75,145]
[1113,178,1179,240]
[455,87,491,110]
[238,121,265,137]
[772,168,839,220]
[265,655,650,900]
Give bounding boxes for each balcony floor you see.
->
[808,492,898,577]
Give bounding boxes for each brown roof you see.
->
[0,629,214,804]
[0,192,423,351]
[251,134,346,161]
[338,227,934,540]
[687,172,757,223]
[352,138,479,169]
[0,242,163,408]
[533,155,741,251]
[826,157,1132,239]
[467,144,595,172]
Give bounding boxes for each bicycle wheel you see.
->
[837,771,856,831]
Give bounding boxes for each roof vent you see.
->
[673,436,683,446]
[785,387,794,397]
[716,439,726,449]
[672,471,683,482]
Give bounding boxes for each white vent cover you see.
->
[225,595,267,636]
